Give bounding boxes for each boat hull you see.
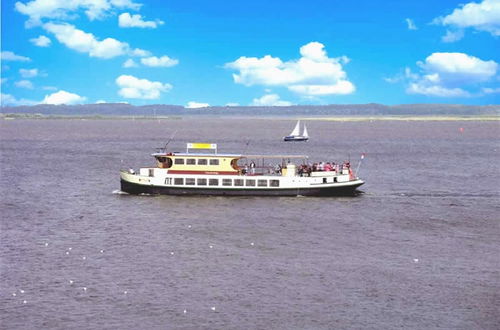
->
[283,136,308,142]
[120,178,364,197]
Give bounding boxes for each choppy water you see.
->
[1,118,499,329]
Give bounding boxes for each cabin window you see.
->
[149,169,154,177]
[222,179,232,186]
[165,178,172,185]
[246,179,256,186]
[197,178,207,186]
[334,177,338,183]
[198,159,208,165]
[158,157,166,162]
[174,158,184,165]
[270,180,280,187]
[323,178,327,184]
[186,159,196,165]
[186,178,195,185]
[210,159,219,165]
[174,178,184,185]
[209,179,219,186]
[234,179,244,186]
[258,180,268,187]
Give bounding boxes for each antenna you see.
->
[163,130,177,152]
[243,139,251,154]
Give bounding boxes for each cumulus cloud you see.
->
[405,18,417,30]
[19,68,39,78]
[15,80,34,89]
[482,87,500,94]
[434,0,500,40]
[225,42,355,96]
[129,48,151,57]
[1,51,31,62]
[442,29,465,42]
[15,0,141,26]
[140,55,179,67]
[1,93,37,106]
[42,86,58,91]
[30,35,52,47]
[42,90,86,104]
[405,52,498,97]
[123,59,138,68]
[186,101,210,108]
[116,75,172,99]
[251,94,292,106]
[118,13,164,28]
[43,22,131,59]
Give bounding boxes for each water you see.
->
[1,118,499,329]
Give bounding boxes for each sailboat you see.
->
[283,120,309,142]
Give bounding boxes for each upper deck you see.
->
[152,143,307,176]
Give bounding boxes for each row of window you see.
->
[174,158,219,166]
[166,177,280,187]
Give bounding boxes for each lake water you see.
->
[1,118,499,329]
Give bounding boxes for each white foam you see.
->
[112,189,128,195]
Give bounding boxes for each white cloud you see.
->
[123,59,138,68]
[118,13,164,28]
[1,93,37,106]
[43,22,153,59]
[30,35,51,47]
[435,0,500,39]
[116,75,172,99]
[482,87,500,94]
[42,90,87,104]
[186,101,210,108]
[15,80,34,89]
[419,52,497,83]
[43,22,133,59]
[19,68,39,78]
[225,42,355,96]
[251,94,292,106]
[405,52,498,97]
[15,0,141,26]
[129,48,151,57]
[140,56,179,67]
[225,102,240,106]
[442,29,465,42]
[42,86,58,91]
[405,18,417,30]
[96,99,107,103]
[407,84,470,97]
[1,51,31,62]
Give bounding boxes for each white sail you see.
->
[289,120,301,136]
[302,124,309,138]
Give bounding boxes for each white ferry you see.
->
[120,143,364,196]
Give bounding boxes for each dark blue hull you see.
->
[120,179,363,197]
[283,136,309,142]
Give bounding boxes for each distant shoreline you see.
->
[1,113,499,121]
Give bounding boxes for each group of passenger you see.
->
[298,161,350,177]
[241,160,351,177]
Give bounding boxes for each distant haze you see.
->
[1,103,499,117]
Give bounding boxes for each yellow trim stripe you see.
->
[187,143,217,149]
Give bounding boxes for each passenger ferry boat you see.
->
[120,143,364,196]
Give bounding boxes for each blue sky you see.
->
[1,0,499,107]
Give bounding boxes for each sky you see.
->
[1,0,500,107]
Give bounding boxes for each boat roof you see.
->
[152,152,308,159]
